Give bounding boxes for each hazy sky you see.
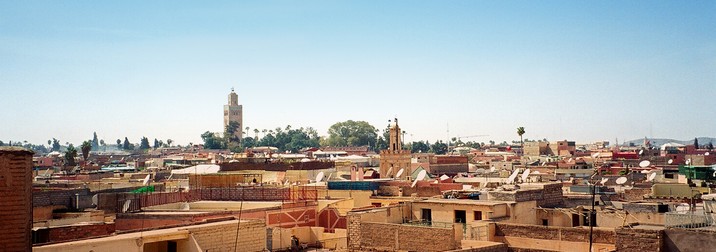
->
[1,1,714,146]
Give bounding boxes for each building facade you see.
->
[379,118,411,179]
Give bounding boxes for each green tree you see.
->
[153,138,160,149]
[201,131,225,149]
[326,120,378,147]
[116,139,122,149]
[708,142,714,150]
[140,137,151,150]
[517,127,526,151]
[80,140,92,161]
[254,129,260,139]
[694,138,700,148]
[430,141,448,154]
[166,139,173,147]
[241,137,257,149]
[225,121,241,150]
[51,138,61,151]
[64,144,78,166]
[123,137,131,150]
[91,132,99,150]
[411,141,430,153]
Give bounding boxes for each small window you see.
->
[474,211,482,220]
[542,219,548,226]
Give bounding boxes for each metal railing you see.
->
[665,212,715,229]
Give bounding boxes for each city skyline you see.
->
[1,1,714,146]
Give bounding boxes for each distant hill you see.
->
[624,137,716,147]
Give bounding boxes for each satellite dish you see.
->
[647,172,657,182]
[396,168,405,178]
[616,177,628,185]
[490,166,496,172]
[686,159,692,165]
[568,158,573,163]
[411,170,427,188]
[122,200,131,213]
[507,169,520,184]
[639,160,651,168]
[533,171,541,174]
[639,149,644,155]
[386,167,394,177]
[315,171,325,182]
[326,173,333,181]
[640,170,650,174]
[540,161,546,166]
[439,174,450,181]
[521,168,531,183]
[142,174,151,186]
[91,194,98,206]
[594,153,601,158]
[668,159,673,164]
[706,152,710,156]
[600,178,609,185]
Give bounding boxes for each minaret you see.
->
[389,118,402,151]
[223,88,243,144]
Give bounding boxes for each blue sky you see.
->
[1,1,714,146]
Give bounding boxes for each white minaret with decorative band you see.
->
[224,88,243,142]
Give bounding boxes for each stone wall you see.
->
[623,187,652,201]
[347,211,457,252]
[33,188,90,208]
[488,183,563,207]
[615,227,664,252]
[447,243,508,252]
[0,147,34,251]
[664,229,716,252]
[186,219,266,252]
[494,223,615,251]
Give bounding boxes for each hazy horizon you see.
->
[2,1,714,146]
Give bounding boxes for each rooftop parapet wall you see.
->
[488,183,563,207]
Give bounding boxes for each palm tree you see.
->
[245,127,250,137]
[254,129,260,139]
[517,127,526,153]
[262,129,267,138]
[80,141,92,162]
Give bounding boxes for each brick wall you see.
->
[0,147,34,251]
[348,211,457,252]
[187,219,266,252]
[615,227,663,252]
[33,188,90,208]
[623,188,652,201]
[488,183,563,207]
[47,223,115,243]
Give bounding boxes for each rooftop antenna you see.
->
[521,168,531,183]
[386,167,394,178]
[507,169,520,184]
[411,170,427,188]
[395,168,405,179]
[639,160,651,168]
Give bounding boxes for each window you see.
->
[542,219,549,226]
[454,210,466,223]
[421,208,432,223]
[474,211,482,220]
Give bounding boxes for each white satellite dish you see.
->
[640,170,650,174]
[616,177,628,185]
[668,159,673,164]
[440,174,450,181]
[490,166,496,172]
[541,161,546,166]
[396,168,405,178]
[600,178,609,185]
[315,171,325,182]
[507,169,520,184]
[521,168,531,183]
[706,152,710,156]
[568,158,573,163]
[122,200,131,213]
[386,167,394,177]
[647,172,657,182]
[411,170,427,188]
[533,171,541,174]
[639,160,651,168]
[639,149,644,155]
[142,174,151,186]
[91,194,98,206]
[686,159,692,165]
